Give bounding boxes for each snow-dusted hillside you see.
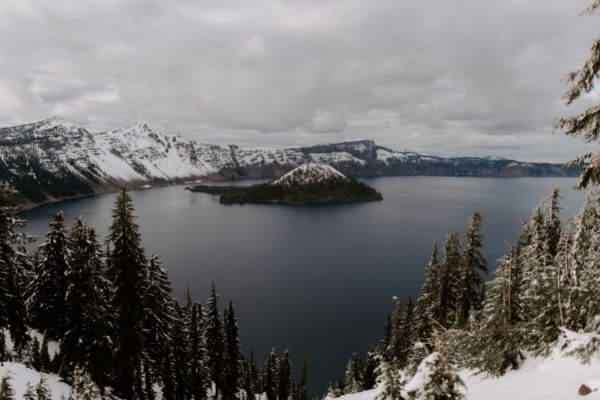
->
[0,117,576,206]
[326,331,600,400]
[271,163,350,186]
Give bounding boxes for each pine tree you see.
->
[389,298,415,368]
[554,1,600,188]
[243,351,257,400]
[62,220,112,387]
[29,212,70,340]
[296,359,309,400]
[23,382,35,400]
[35,376,52,400]
[190,302,209,400]
[223,301,242,400]
[70,367,102,400]
[205,282,225,396]
[278,350,292,400]
[414,242,441,340]
[143,254,176,381]
[438,233,462,328]
[455,213,487,328]
[264,345,279,400]
[363,348,379,390]
[0,375,14,400]
[409,326,464,400]
[375,355,404,400]
[161,347,177,400]
[546,189,562,258]
[0,183,30,351]
[382,314,392,353]
[106,187,148,399]
[171,303,191,400]
[343,353,364,394]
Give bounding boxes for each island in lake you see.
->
[187,163,383,205]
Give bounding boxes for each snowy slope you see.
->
[0,362,73,399]
[327,331,600,400]
[271,163,350,186]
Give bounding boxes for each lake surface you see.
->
[20,177,586,393]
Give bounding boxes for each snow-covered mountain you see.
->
[0,117,576,206]
[271,163,350,186]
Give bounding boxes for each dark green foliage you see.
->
[363,348,379,390]
[343,353,364,394]
[171,303,191,400]
[187,178,383,205]
[389,298,415,368]
[414,242,441,340]
[35,377,52,400]
[0,375,14,400]
[264,345,279,400]
[189,303,209,400]
[143,255,176,382]
[223,301,242,400]
[206,282,225,396]
[28,212,69,340]
[278,350,292,400]
[243,351,258,400]
[106,187,147,399]
[296,359,309,400]
[455,212,487,328]
[62,219,112,387]
[40,336,51,372]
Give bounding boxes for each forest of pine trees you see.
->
[0,184,310,400]
[327,186,600,399]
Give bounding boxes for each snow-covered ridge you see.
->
[271,163,350,186]
[0,118,575,205]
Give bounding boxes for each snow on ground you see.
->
[3,329,60,358]
[271,162,349,186]
[327,331,600,400]
[0,362,72,399]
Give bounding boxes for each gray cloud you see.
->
[0,0,598,161]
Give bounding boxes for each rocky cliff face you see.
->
[0,118,576,206]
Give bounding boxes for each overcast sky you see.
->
[0,0,599,161]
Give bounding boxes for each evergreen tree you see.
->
[106,187,148,399]
[70,367,102,400]
[455,212,487,328]
[296,359,309,400]
[546,189,562,258]
[223,301,242,400]
[243,351,257,400]
[35,376,52,400]
[555,1,600,188]
[375,355,404,400]
[389,298,415,368]
[62,220,112,387]
[23,382,35,400]
[205,282,225,396]
[143,255,176,381]
[382,314,392,352]
[278,350,292,400]
[363,348,379,390]
[264,345,279,400]
[190,302,209,400]
[0,375,14,400]
[28,212,69,340]
[161,348,176,400]
[0,183,30,351]
[438,233,462,328]
[414,242,441,340]
[171,303,191,400]
[343,353,364,394]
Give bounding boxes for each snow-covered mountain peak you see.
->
[272,162,350,186]
[33,116,83,133]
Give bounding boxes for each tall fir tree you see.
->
[28,212,70,340]
[343,353,364,394]
[455,212,487,328]
[143,255,176,381]
[437,233,462,328]
[278,350,292,400]
[223,301,242,400]
[106,187,148,399]
[205,282,225,397]
[171,303,191,400]
[0,183,30,351]
[62,220,112,387]
[190,302,209,400]
[264,345,279,400]
[414,242,441,340]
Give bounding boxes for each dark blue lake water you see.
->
[20,177,586,393]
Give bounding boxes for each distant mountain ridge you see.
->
[0,117,576,207]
